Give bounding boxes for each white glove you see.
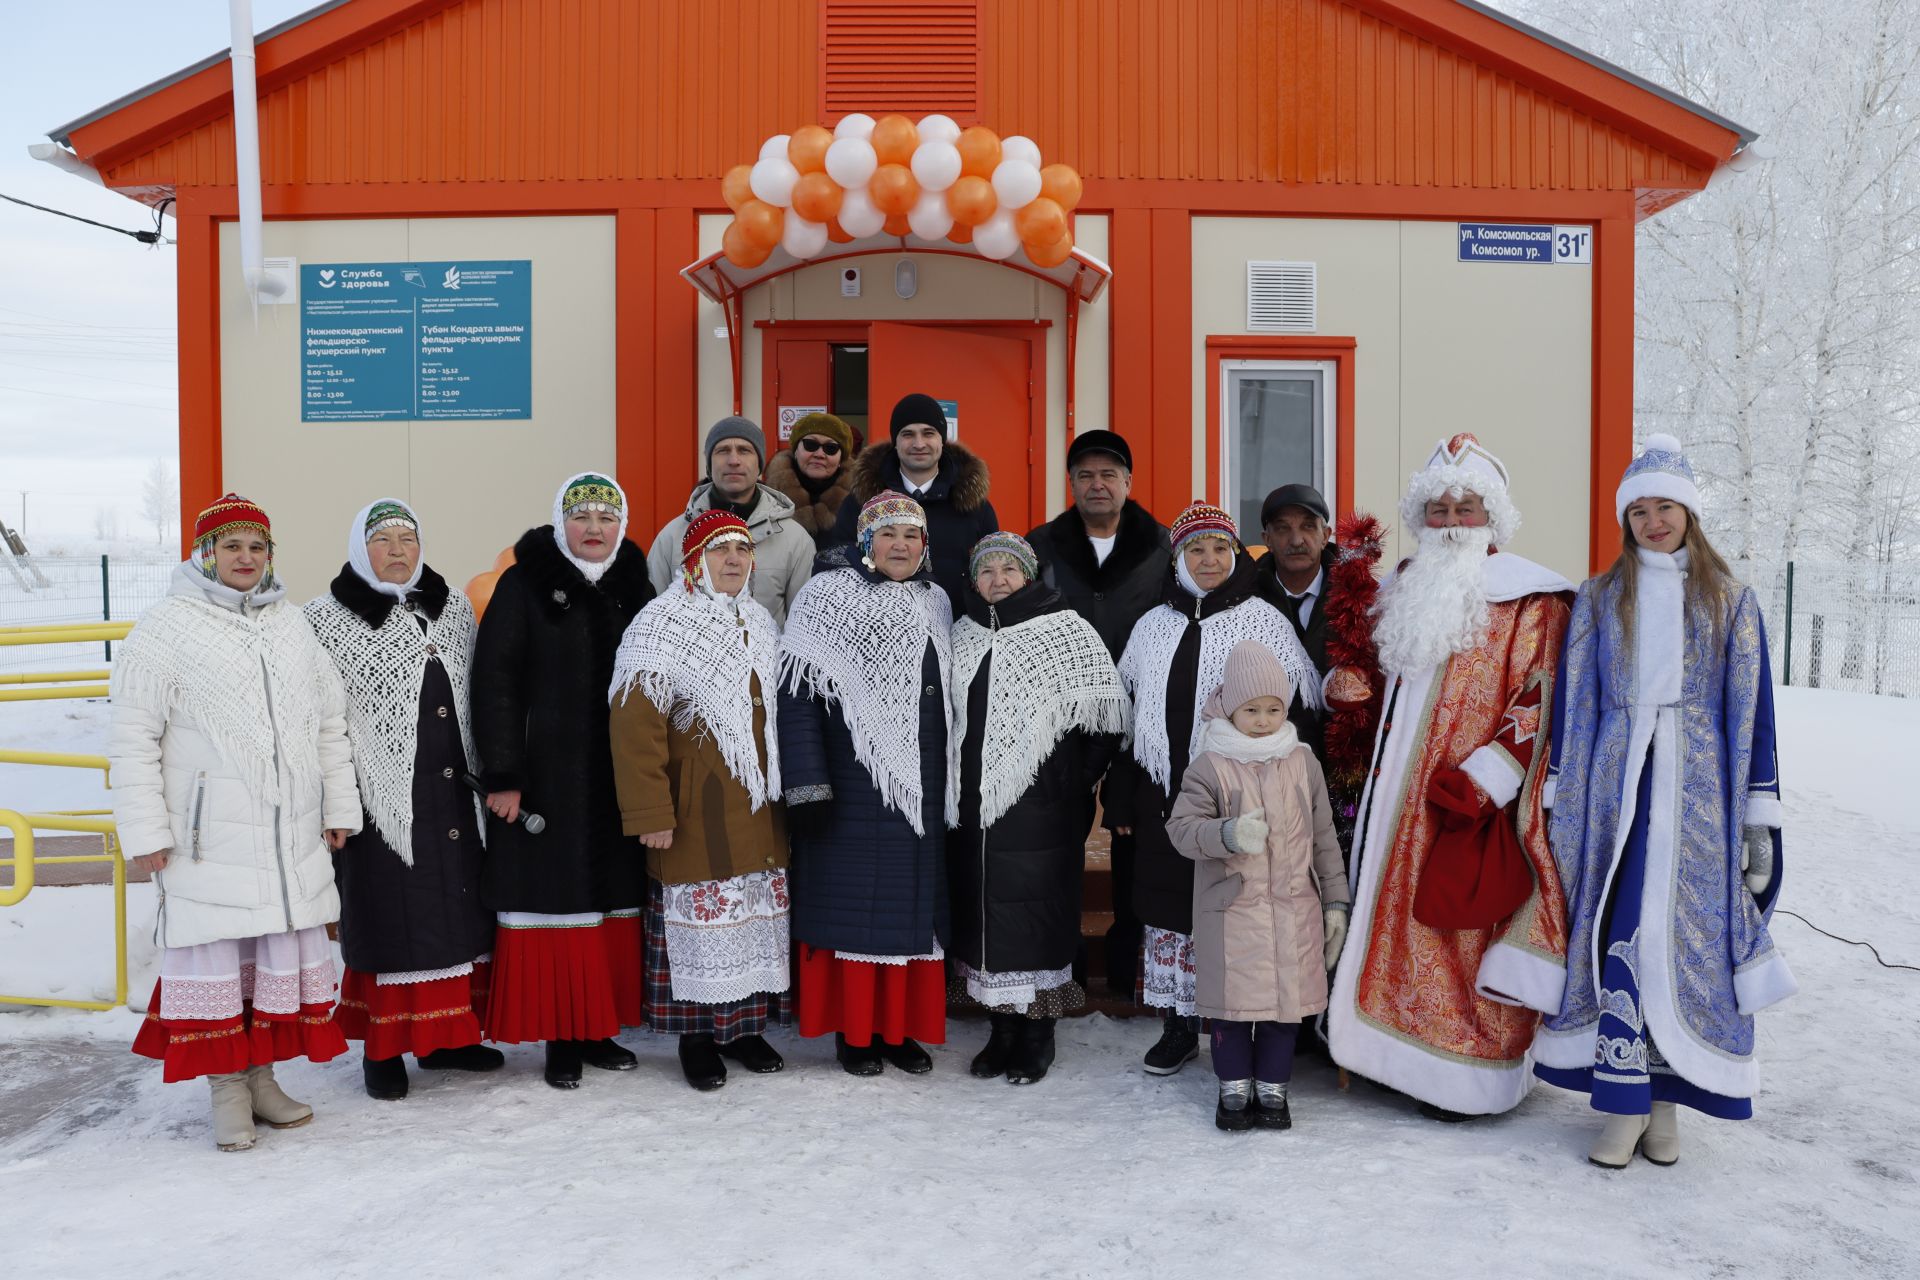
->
[1741,826,1775,896]
[1223,807,1268,855]
[1322,906,1348,971]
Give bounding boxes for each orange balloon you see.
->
[871,114,920,167]
[827,218,854,244]
[490,545,517,573]
[946,222,974,245]
[883,212,913,237]
[787,124,833,174]
[1038,163,1083,212]
[736,198,784,249]
[956,126,1002,179]
[464,570,500,620]
[869,163,920,215]
[791,171,844,223]
[945,174,997,227]
[1026,229,1075,268]
[723,219,773,268]
[1014,197,1067,247]
[722,164,755,212]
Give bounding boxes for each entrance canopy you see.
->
[680,238,1112,307]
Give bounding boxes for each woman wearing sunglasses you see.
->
[765,411,856,550]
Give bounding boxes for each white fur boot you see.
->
[1642,1101,1679,1165]
[1586,1112,1649,1169]
[208,1073,256,1152]
[245,1064,314,1130]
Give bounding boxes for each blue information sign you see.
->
[300,261,532,421]
[1456,223,1593,265]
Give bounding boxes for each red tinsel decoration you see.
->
[1321,512,1387,795]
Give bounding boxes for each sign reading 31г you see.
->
[301,261,532,422]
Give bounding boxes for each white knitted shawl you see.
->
[779,566,956,834]
[303,588,481,864]
[111,563,334,812]
[1118,597,1322,790]
[951,608,1130,830]
[609,587,783,811]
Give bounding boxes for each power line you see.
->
[0,304,174,332]
[0,382,176,410]
[0,192,172,245]
[0,357,175,391]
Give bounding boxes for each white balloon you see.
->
[759,134,791,161]
[1001,135,1043,170]
[824,137,878,190]
[833,113,876,141]
[917,114,962,144]
[838,187,886,238]
[782,213,829,260]
[974,208,1021,260]
[907,189,954,241]
[990,160,1042,210]
[909,141,962,193]
[749,156,799,208]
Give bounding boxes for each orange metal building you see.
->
[44,0,1750,591]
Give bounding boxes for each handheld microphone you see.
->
[460,772,546,834]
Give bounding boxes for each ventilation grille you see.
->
[823,1,980,119]
[1246,261,1318,333]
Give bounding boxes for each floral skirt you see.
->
[336,959,492,1060]
[484,910,642,1045]
[132,926,346,1082]
[796,945,946,1047]
[1140,926,1198,1018]
[643,880,791,1042]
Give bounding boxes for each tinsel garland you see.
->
[1321,512,1387,800]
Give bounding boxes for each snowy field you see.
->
[2,688,1918,1279]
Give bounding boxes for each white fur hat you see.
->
[1398,433,1521,547]
[1615,433,1703,524]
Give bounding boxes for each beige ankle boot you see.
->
[245,1064,314,1130]
[1642,1101,1679,1165]
[1586,1112,1649,1168]
[208,1073,256,1151]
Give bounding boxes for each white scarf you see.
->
[611,575,783,811]
[551,471,629,585]
[347,498,425,600]
[951,606,1130,830]
[304,584,480,864]
[779,565,956,834]
[111,560,330,811]
[1118,597,1321,790]
[1197,713,1301,762]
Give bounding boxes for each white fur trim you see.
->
[1615,470,1703,524]
[1531,1020,1598,1070]
[1461,744,1523,810]
[1481,551,1575,603]
[1541,776,1557,811]
[1733,949,1798,1016]
[1400,464,1521,548]
[1744,794,1784,829]
[1476,940,1566,1014]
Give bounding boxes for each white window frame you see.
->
[1219,358,1338,529]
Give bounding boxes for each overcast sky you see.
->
[1,1,312,545]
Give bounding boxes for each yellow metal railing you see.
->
[0,670,113,702]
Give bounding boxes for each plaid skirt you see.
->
[643,883,791,1043]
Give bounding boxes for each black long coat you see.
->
[948,581,1121,973]
[325,566,495,975]
[1025,500,1173,660]
[471,527,653,914]
[778,554,951,957]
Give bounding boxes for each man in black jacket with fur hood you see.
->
[1024,429,1173,997]
[830,393,998,612]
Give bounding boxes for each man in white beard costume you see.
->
[1326,433,1575,1120]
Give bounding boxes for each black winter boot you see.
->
[677,1033,727,1091]
[578,1037,639,1071]
[1252,1081,1293,1130]
[362,1053,409,1101]
[1005,1018,1057,1086]
[543,1040,583,1090]
[1143,1015,1200,1075]
[717,1034,785,1074]
[418,1043,506,1072]
[970,1014,1020,1079]
[835,1033,884,1076]
[879,1037,933,1074]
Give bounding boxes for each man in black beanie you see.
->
[830,392,998,611]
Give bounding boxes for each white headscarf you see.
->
[687,531,754,613]
[347,498,424,600]
[552,471,629,584]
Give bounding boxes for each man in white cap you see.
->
[1325,433,1574,1120]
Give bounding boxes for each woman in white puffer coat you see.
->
[110,493,362,1152]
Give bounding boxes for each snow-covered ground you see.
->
[2,687,1917,1279]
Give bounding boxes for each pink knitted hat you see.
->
[1202,639,1295,720]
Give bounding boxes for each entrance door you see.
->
[867,322,1032,528]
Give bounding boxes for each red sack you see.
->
[1411,768,1534,930]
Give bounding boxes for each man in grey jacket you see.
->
[647,417,816,624]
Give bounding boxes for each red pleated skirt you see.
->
[601,910,645,1029]
[795,945,946,1047]
[335,963,492,1060]
[131,979,348,1083]
[484,919,626,1044]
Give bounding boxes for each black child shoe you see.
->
[1252,1082,1293,1131]
[543,1039,583,1090]
[417,1043,506,1072]
[970,1014,1020,1079]
[578,1037,639,1071]
[716,1034,785,1074]
[362,1053,409,1101]
[1005,1018,1057,1086]
[835,1033,885,1077]
[879,1037,934,1074]
[1143,1016,1200,1075]
[1215,1079,1255,1132]
[678,1033,728,1091]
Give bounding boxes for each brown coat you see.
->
[1166,743,1350,1022]
[764,449,853,547]
[608,673,788,887]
